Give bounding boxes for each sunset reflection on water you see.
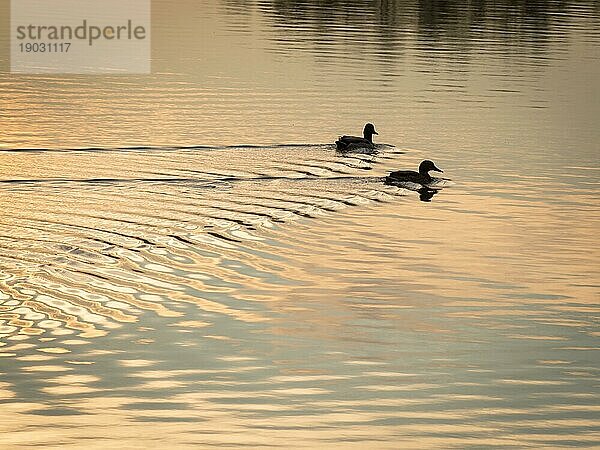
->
[0,0,599,448]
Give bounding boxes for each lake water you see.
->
[0,1,599,448]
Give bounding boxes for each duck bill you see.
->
[433,165,443,173]
[373,131,379,135]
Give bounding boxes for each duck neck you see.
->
[419,168,432,181]
[363,131,374,143]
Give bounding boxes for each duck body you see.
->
[386,160,443,186]
[336,123,378,151]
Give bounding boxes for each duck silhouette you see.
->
[335,123,378,151]
[386,160,443,186]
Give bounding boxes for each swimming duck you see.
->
[336,123,378,151]
[386,160,443,186]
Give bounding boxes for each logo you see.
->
[11,0,151,74]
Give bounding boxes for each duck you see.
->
[336,123,378,151]
[386,160,443,186]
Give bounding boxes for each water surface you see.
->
[0,1,599,448]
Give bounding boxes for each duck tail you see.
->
[335,140,346,151]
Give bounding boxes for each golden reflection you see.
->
[21,365,73,372]
[0,6,598,442]
[37,347,70,354]
[171,320,211,328]
[41,385,100,396]
[17,354,56,362]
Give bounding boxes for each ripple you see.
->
[1,1,599,446]
[0,145,410,343]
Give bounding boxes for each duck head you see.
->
[419,160,443,175]
[363,123,378,142]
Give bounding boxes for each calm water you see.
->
[1,1,599,448]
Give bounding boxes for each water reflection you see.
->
[227,0,600,66]
[1,146,599,446]
[418,187,438,202]
[0,145,401,342]
[1,0,599,447]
